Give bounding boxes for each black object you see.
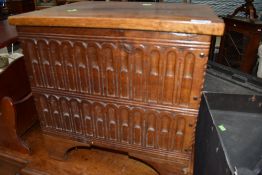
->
[230,0,258,19]
[196,61,262,175]
[204,61,262,95]
[194,93,262,175]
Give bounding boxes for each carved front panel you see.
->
[20,28,210,109]
[34,93,196,152]
[18,28,210,170]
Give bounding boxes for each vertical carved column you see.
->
[106,105,118,140]
[74,42,90,93]
[61,41,78,91]
[88,44,102,95]
[119,49,130,99]
[148,50,161,103]
[132,49,144,101]
[145,112,157,148]
[50,41,65,90]
[163,50,177,105]
[119,107,130,143]
[180,52,195,106]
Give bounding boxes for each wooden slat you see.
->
[8,1,224,36]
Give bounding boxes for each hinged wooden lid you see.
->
[8,1,224,36]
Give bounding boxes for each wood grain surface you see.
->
[0,125,158,175]
[8,1,224,35]
[17,26,210,175]
[8,3,224,174]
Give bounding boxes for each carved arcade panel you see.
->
[17,28,211,174]
[20,29,209,109]
[34,93,196,152]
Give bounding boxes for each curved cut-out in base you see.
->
[43,134,192,175]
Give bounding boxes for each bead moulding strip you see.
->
[32,87,198,116]
[18,32,211,49]
[42,129,192,163]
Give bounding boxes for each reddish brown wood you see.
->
[0,97,30,154]
[0,151,27,175]
[43,134,90,161]
[217,16,262,73]
[0,58,38,154]
[0,125,158,175]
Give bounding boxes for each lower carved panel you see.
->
[34,92,196,153]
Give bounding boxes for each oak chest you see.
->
[9,2,224,174]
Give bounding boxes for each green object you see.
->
[0,55,9,68]
[218,125,226,132]
[67,9,78,12]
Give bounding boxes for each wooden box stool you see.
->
[9,2,224,174]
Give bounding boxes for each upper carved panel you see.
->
[20,28,209,109]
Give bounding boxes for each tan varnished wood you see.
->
[9,1,224,36]
[0,126,158,175]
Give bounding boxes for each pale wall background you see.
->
[164,0,262,17]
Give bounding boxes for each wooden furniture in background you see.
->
[217,16,262,74]
[230,0,258,19]
[6,0,35,14]
[0,20,17,49]
[0,57,37,154]
[9,2,224,174]
[0,19,37,154]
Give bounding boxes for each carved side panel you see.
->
[188,49,209,109]
[182,116,197,152]
[24,39,44,87]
